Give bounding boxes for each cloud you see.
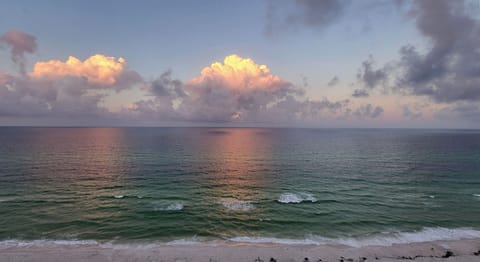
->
[359,0,480,105]
[352,104,384,118]
[327,76,339,86]
[178,54,303,122]
[123,70,182,121]
[149,70,186,98]
[0,72,110,118]
[265,0,350,36]
[29,54,141,89]
[352,89,369,98]
[402,104,422,120]
[435,103,480,123]
[0,33,383,126]
[0,30,37,74]
[395,0,480,103]
[0,41,142,121]
[357,55,388,89]
[187,54,290,92]
[131,54,365,124]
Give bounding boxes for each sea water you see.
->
[0,127,479,247]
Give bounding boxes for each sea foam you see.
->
[220,199,254,211]
[0,239,99,249]
[153,202,183,211]
[277,193,317,204]
[229,227,480,247]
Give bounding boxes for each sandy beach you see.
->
[1,238,479,262]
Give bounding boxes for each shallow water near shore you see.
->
[0,127,479,245]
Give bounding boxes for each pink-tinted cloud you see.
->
[29,54,130,86]
[0,30,37,74]
[188,54,290,92]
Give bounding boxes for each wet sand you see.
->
[1,238,479,262]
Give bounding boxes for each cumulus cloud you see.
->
[0,37,142,121]
[0,72,111,118]
[358,0,480,104]
[123,70,182,121]
[394,0,480,103]
[0,30,383,126]
[265,0,350,35]
[29,54,141,90]
[130,54,368,124]
[0,30,37,74]
[178,54,304,122]
[351,0,480,125]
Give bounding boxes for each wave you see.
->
[0,239,99,248]
[220,199,254,211]
[2,228,480,248]
[277,193,317,204]
[153,202,183,211]
[0,197,16,202]
[229,227,480,247]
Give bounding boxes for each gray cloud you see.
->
[435,104,480,123]
[402,105,422,120]
[0,74,111,119]
[359,0,480,104]
[149,70,186,98]
[265,0,350,36]
[357,55,388,89]
[352,104,384,118]
[0,30,37,74]
[128,69,383,124]
[352,89,369,98]
[0,30,384,126]
[397,0,480,102]
[327,76,340,86]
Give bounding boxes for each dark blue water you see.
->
[0,128,479,246]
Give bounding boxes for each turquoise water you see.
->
[0,127,479,246]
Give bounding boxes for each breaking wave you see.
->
[277,193,317,204]
[229,227,480,247]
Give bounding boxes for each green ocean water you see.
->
[0,127,479,246]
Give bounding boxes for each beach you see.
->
[1,238,479,262]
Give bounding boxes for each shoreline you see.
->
[1,238,479,262]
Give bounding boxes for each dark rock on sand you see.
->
[442,251,454,258]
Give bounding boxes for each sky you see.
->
[1,0,480,128]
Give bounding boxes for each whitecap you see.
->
[153,202,183,211]
[113,195,124,199]
[220,199,254,211]
[277,193,317,204]
[473,194,480,197]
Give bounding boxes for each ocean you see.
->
[0,127,479,247]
